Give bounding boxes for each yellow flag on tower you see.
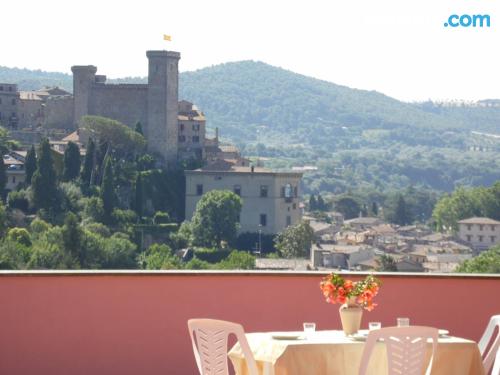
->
[163,34,172,41]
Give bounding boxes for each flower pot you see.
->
[339,298,363,335]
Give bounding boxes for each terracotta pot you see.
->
[339,297,363,335]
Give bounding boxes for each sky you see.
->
[2,0,500,101]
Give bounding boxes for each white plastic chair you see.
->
[358,326,439,375]
[188,318,258,375]
[492,347,500,375]
[479,315,500,374]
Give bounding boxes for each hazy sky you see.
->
[2,0,499,101]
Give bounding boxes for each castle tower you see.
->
[71,65,97,127]
[146,50,180,165]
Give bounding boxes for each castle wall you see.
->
[44,96,74,129]
[18,99,43,128]
[88,84,148,129]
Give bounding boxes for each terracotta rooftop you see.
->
[458,217,500,225]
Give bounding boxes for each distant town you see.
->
[0,48,498,272]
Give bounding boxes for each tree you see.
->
[81,137,95,188]
[0,155,6,200]
[32,138,58,212]
[455,245,500,273]
[80,115,146,157]
[100,156,117,223]
[62,141,81,181]
[217,250,255,270]
[274,220,314,259]
[62,212,83,264]
[135,121,144,135]
[309,195,317,211]
[191,190,242,247]
[25,145,37,185]
[376,254,397,271]
[394,195,410,225]
[134,173,143,219]
[371,202,379,216]
[317,194,326,211]
[335,196,361,220]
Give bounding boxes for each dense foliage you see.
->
[455,245,500,273]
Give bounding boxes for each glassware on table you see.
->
[369,322,381,331]
[303,322,316,337]
[397,317,410,327]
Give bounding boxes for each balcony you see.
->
[0,271,498,374]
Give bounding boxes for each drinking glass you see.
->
[369,322,381,331]
[303,322,316,337]
[397,317,410,327]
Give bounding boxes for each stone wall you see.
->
[44,96,73,129]
[88,84,148,128]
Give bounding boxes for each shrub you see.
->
[7,227,32,247]
[7,190,30,212]
[193,247,230,263]
[153,211,171,224]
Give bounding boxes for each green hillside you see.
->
[1,62,499,195]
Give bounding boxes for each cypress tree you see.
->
[25,144,37,185]
[134,172,143,219]
[62,212,83,264]
[134,121,144,135]
[317,194,326,211]
[0,156,6,201]
[32,138,58,211]
[62,142,81,181]
[100,156,116,223]
[309,195,317,211]
[81,138,95,187]
[372,202,379,216]
[394,195,409,226]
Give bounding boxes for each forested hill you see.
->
[1,62,499,194]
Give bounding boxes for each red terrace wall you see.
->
[0,271,499,375]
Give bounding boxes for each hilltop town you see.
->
[0,49,499,272]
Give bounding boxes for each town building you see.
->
[0,83,19,128]
[3,154,25,191]
[458,217,500,251]
[185,159,303,235]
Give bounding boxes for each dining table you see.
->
[228,329,485,375]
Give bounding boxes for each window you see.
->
[294,186,298,197]
[12,176,16,183]
[479,225,484,231]
[492,225,496,231]
[260,185,268,198]
[466,235,472,242]
[286,215,291,227]
[0,98,2,104]
[180,123,184,131]
[11,98,15,105]
[233,185,241,196]
[293,203,296,210]
[192,124,200,131]
[178,135,185,142]
[467,225,472,231]
[260,214,267,227]
[196,184,203,196]
[491,236,496,243]
[8,86,12,92]
[192,136,199,143]
[0,86,3,91]
[0,112,2,120]
[478,235,483,242]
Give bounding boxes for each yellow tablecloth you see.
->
[228,330,485,375]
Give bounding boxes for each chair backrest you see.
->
[188,319,258,375]
[491,347,500,375]
[479,315,500,374]
[358,326,439,375]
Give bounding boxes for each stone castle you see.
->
[0,50,217,164]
